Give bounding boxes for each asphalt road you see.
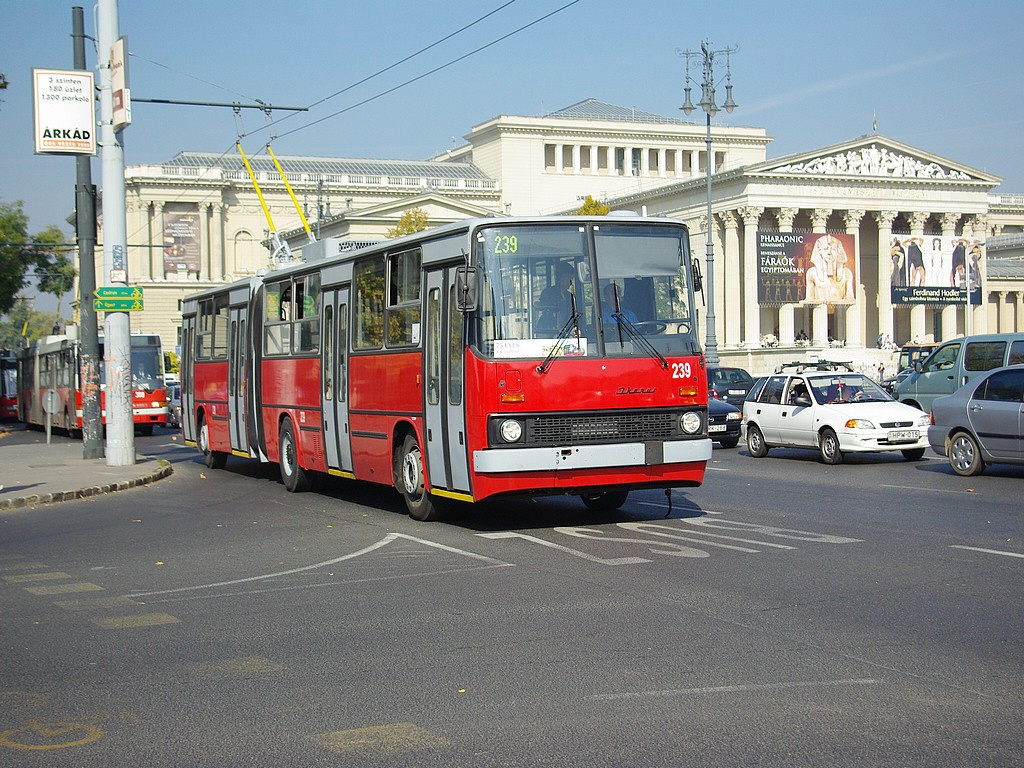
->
[1,428,1021,766]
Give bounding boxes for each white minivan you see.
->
[895,333,1024,412]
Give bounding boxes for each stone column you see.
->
[674,149,683,178]
[907,212,929,341]
[640,147,650,177]
[968,215,988,333]
[150,201,164,281]
[810,208,831,346]
[572,144,581,175]
[740,206,764,347]
[776,207,799,346]
[589,146,598,175]
[722,211,741,348]
[606,146,616,176]
[691,150,700,178]
[940,213,959,339]
[874,210,898,343]
[213,202,226,281]
[1016,292,1024,333]
[555,144,564,173]
[844,209,865,347]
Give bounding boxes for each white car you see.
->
[742,363,930,464]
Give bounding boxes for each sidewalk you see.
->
[0,424,173,511]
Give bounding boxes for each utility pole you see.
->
[72,6,103,459]
[97,0,134,465]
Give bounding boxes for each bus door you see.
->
[423,268,471,496]
[181,314,196,443]
[321,287,353,474]
[228,304,248,454]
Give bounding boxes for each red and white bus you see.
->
[181,215,711,520]
[0,350,18,421]
[18,332,169,435]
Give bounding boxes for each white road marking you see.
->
[126,533,513,598]
[880,484,970,494]
[950,545,1024,559]
[587,678,880,701]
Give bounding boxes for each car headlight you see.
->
[726,411,741,421]
[499,419,523,443]
[845,418,875,429]
[680,411,703,434]
[916,414,930,427]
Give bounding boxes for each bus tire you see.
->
[580,490,629,511]
[396,433,443,522]
[198,414,227,470]
[279,418,311,492]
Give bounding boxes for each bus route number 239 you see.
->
[671,362,692,379]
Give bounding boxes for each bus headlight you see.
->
[499,419,523,443]
[680,411,702,435]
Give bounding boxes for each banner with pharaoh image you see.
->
[757,232,857,307]
[162,205,201,277]
[889,234,984,305]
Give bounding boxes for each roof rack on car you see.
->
[773,361,855,374]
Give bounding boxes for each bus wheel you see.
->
[198,415,227,470]
[580,490,629,511]
[279,419,311,492]
[397,434,443,522]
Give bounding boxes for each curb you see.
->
[0,463,174,511]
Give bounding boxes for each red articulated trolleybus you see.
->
[18,332,169,435]
[0,350,18,421]
[180,215,711,520]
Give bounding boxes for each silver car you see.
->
[927,364,1024,476]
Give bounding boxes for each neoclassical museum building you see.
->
[100,99,1024,367]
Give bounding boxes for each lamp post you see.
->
[679,41,737,368]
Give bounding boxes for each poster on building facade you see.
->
[889,234,984,305]
[162,206,201,277]
[757,232,857,307]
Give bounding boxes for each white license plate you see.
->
[887,429,919,441]
[728,389,745,395]
[709,424,727,433]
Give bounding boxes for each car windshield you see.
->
[807,374,892,404]
[709,368,752,387]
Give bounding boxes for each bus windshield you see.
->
[473,222,697,360]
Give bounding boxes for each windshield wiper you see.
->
[606,313,668,369]
[536,290,583,375]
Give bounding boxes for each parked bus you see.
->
[0,350,18,421]
[18,332,169,435]
[181,215,711,520]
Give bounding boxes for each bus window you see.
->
[294,273,320,353]
[387,248,421,347]
[354,259,385,349]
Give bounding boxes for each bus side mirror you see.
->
[455,266,478,312]
[691,260,704,296]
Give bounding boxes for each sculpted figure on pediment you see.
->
[777,144,970,180]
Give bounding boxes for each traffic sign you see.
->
[95,286,143,299]
[94,298,144,312]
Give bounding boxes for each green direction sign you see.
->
[94,298,144,312]
[95,286,143,300]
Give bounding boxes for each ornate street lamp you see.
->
[678,41,737,368]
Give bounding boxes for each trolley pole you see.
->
[72,6,103,459]
[97,0,134,465]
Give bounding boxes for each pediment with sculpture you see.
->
[768,140,980,181]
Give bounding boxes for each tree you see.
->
[32,226,77,317]
[0,201,34,314]
[0,297,60,349]
[385,208,429,238]
[576,195,610,216]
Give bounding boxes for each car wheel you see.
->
[279,418,311,492]
[746,424,769,458]
[819,427,843,465]
[718,436,739,449]
[198,414,227,469]
[901,447,926,461]
[580,490,629,511]
[948,431,985,477]
[396,433,444,521]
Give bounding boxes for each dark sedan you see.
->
[707,366,755,408]
[708,397,741,448]
[927,364,1024,476]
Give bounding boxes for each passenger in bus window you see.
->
[537,263,575,331]
[601,282,637,324]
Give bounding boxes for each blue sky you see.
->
[2,0,1022,307]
